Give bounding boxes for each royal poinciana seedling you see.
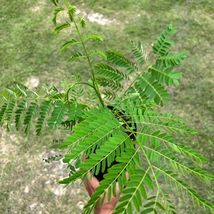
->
[0,1,213,213]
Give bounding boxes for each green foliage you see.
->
[48,100,65,130]
[58,105,213,213]
[148,66,182,86]
[83,148,140,213]
[97,77,122,90]
[152,24,176,57]
[95,64,126,81]
[157,51,188,67]
[69,52,85,62]
[106,51,136,74]
[61,39,80,50]
[113,168,154,214]
[0,83,86,135]
[0,103,8,124]
[23,102,38,133]
[0,1,213,214]
[68,5,76,22]
[124,29,186,106]
[133,73,170,105]
[36,100,51,135]
[83,34,103,42]
[5,100,16,124]
[55,22,70,34]
[130,41,145,65]
[15,100,26,130]
[79,17,86,28]
[50,0,59,7]
[52,7,64,25]
[103,90,116,100]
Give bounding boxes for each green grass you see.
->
[0,0,213,213]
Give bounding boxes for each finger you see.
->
[110,182,121,206]
[84,172,100,196]
[84,182,94,196]
[87,172,100,189]
[116,181,120,194]
[103,182,121,205]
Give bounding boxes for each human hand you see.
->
[84,172,120,214]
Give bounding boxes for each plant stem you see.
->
[73,21,104,107]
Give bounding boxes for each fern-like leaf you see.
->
[106,51,135,74]
[15,100,26,130]
[23,102,38,133]
[68,5,76,22]
[83,34,103,42]
[149,66,182,86]
[69,52,86,62]
[95,63,126,82]
[103,90,116,100]
[153,167,214,211]
[4,100,16,123]
[59,108,115,149]
[48,100,65,130]
[152,24,176,56]
[79,16,86,27]
[113,168,153,214]
[138,130,207,165]
[55,22,70,34]
[0,103,8,124]
[130,41,145,65]
[83,148,140,213]
[52,7,64,25]
[97,78,122,90]
[157,51,188,67]
[50,0,59,6]
[132,109,196,135]
[36,100,51,135]
[61,39,80,50]
[144,145,213,181]
[10,83,29,97]
[134,73,169,105]
[63,116,121,163]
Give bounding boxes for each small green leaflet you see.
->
[55,23,70,34]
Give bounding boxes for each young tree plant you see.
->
[0,1,213,213]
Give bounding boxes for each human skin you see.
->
[84,172,120,214]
